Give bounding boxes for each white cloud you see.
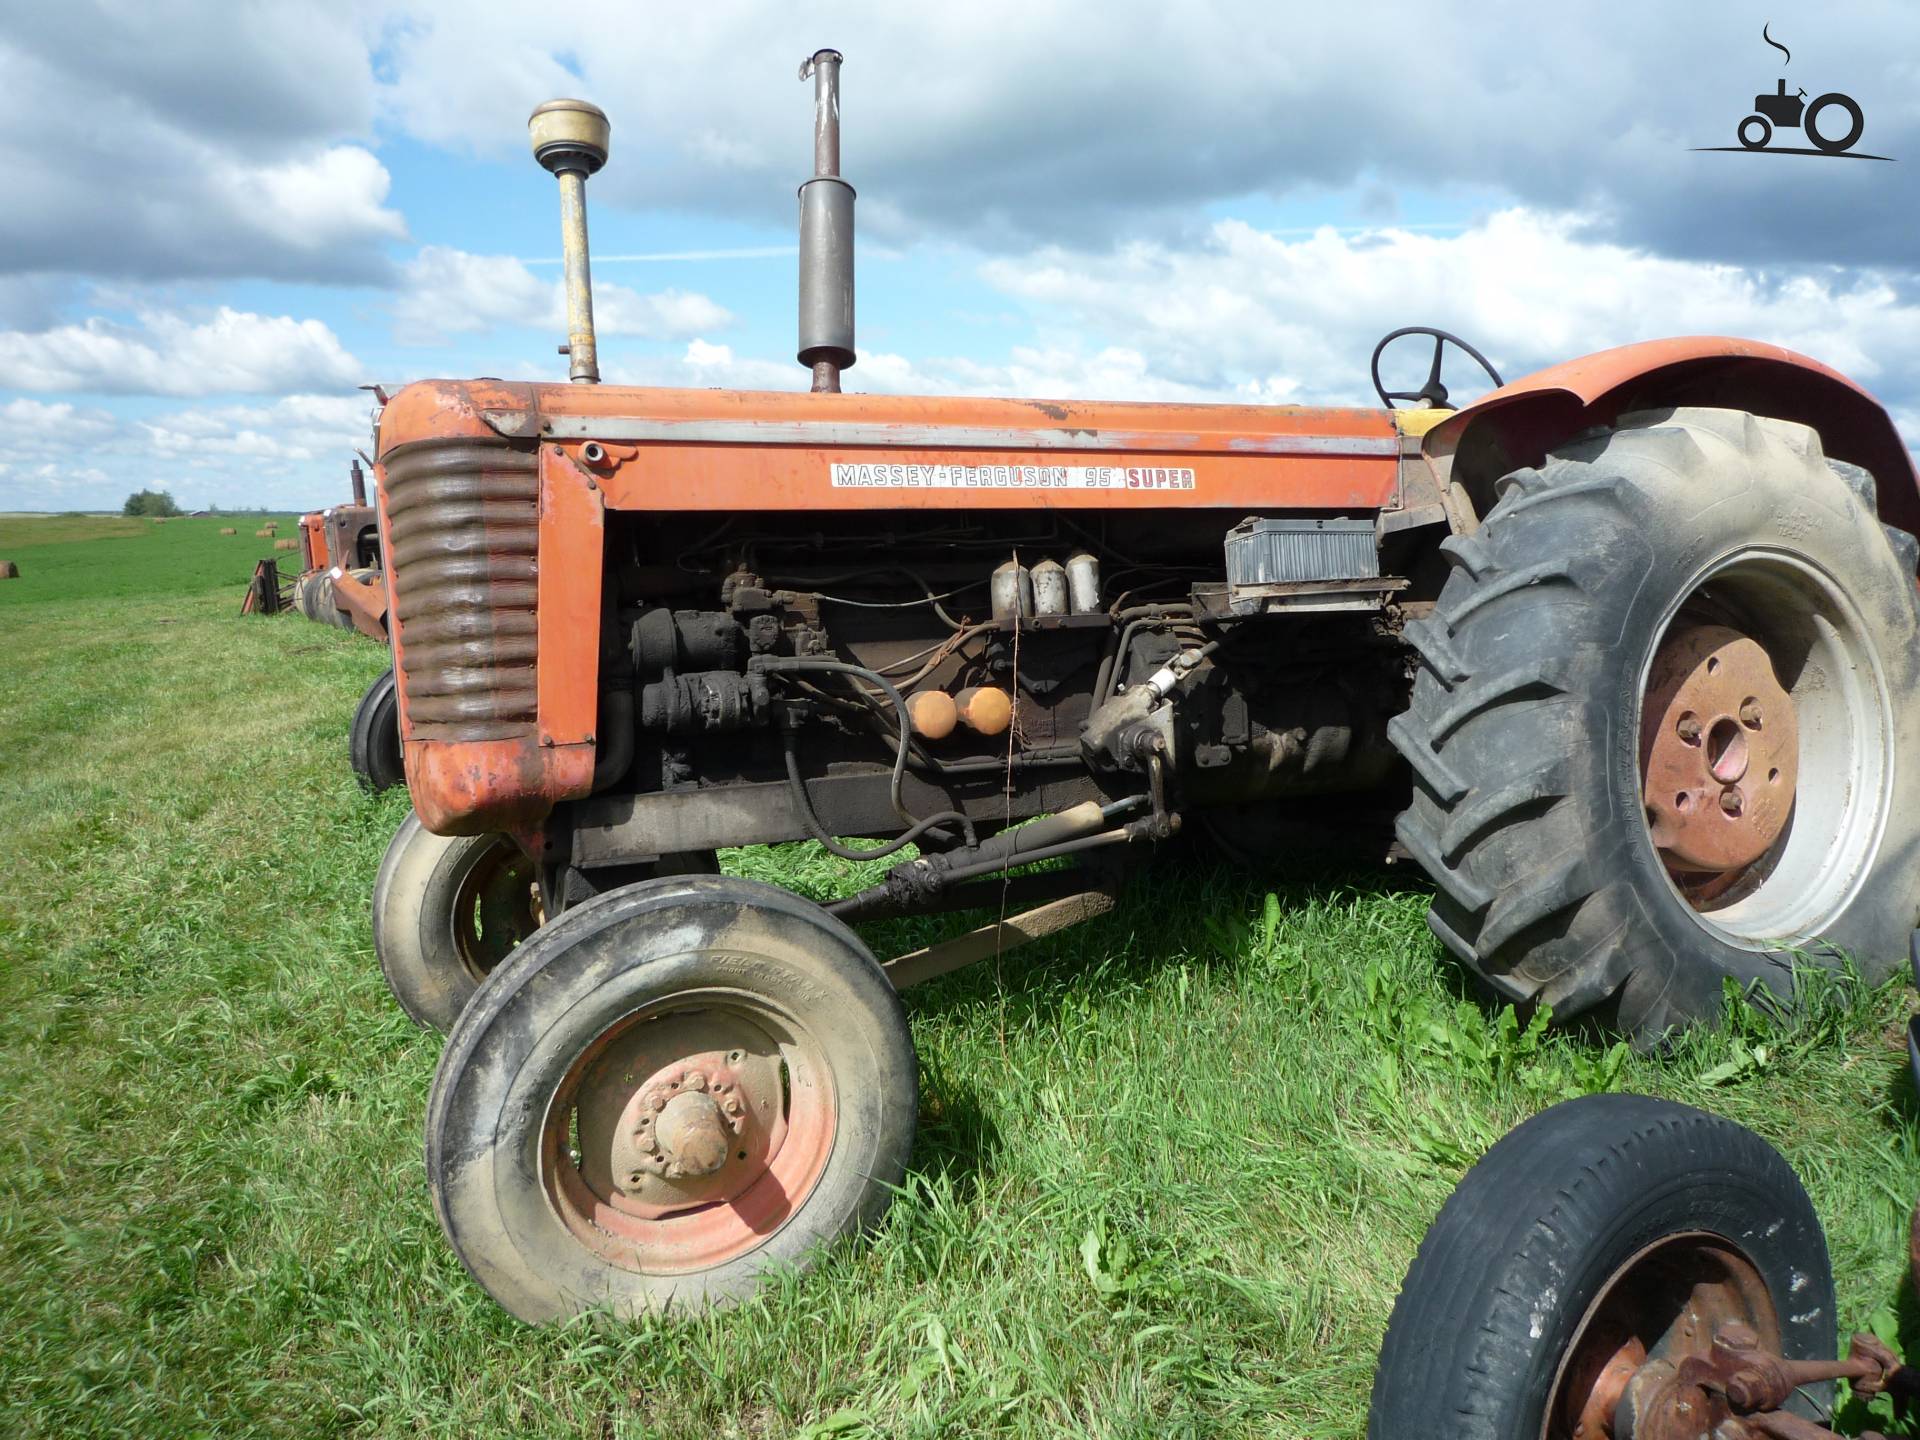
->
[140,394,373,464]
[395,245,732,344]
[0,391,372,512]
[225,146,407,255]
[0,397,123,443]
[0,307,363,397]
[973,208,1920,410]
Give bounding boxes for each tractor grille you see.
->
[382,438,540,743]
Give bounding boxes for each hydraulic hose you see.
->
[756,655,978,858]
[781,732,974,861]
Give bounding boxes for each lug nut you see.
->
[1740,700,1763,730]
[1720,788,1744,817]
[686,1072,708,1092]
[1676,713,1703,745]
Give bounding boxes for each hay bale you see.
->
[219,527,237,535]
[0,560,18,579]
[273,538,298,551]
[254,528,273,538]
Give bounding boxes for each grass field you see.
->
[3,516,1919,1439]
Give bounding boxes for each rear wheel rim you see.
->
[1636,549,1893,942]
[1546,1232,1778,1440]
[540,990,837,1275]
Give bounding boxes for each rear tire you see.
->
[427,874,917,1322]
[1369,1093,1834,1439]
[1391,408,1920,1042]
[348,668,403,793]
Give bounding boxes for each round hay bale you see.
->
[219,526,237,535]
[0,560,18,579]
[254,528,273,538]
[273,538,298,551]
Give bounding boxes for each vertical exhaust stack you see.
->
[797,50,855,393]
[528,99,612,385]
[349,457,367,507]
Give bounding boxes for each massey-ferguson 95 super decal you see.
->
[830,463,1197,489]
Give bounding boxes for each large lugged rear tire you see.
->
[427,875,917,1322]
[1392,407,1920,1042]
[1368,1093,1834,1439]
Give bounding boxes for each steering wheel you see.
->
[1370,327,1504,410]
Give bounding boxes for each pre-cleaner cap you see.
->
[529,99,611,175]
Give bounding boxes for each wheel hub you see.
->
[1641,624,1799,875]
[654,1090,732,1177]
[574,1016,788,1220]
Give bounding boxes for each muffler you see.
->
[797,49,855,392]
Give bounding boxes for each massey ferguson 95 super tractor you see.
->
[365,54,1920,1321]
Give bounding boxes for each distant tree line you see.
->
[122,489,183,517]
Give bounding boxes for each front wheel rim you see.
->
[540,987,837,1275]
[1636,548,1894,944]
[1546,1231,1778,1439]
[446,837,541,984]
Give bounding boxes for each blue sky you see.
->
[3,2,1917,512]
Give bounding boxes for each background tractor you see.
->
[364,53,1920,1322]
[265,455,406,792]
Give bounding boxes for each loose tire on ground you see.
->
[348,668,404,793]
[426,874,917,1322]
[1391,407,1920,1042]
[1369,1093,1834,1439]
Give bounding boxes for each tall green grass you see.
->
[2,518,1917,1438]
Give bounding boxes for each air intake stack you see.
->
[528,98,612,385]
[797,49,855,393]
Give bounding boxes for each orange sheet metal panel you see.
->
[536,446,604,749]
[1449,335,1880,415]
[380,380,1402,515]
[300,511,325,570]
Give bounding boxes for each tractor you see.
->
[1368,956,1920,1439]
[280,456,406,791]
[364,52,1920,1322]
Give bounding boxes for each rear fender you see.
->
[1424,338,1920,535]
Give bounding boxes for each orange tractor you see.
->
[366,53,1920,1321]
[282,458,406,791]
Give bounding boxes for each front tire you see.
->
[1369,1094,1834,1439]
[426,875,917,1322]
[1392,408,1920,1041]
[348,668,403,793]
[372,814,543,1033]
